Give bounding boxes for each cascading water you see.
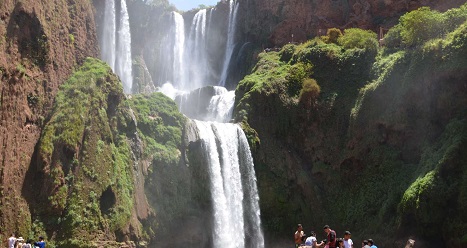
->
[172,12,186,89]
[219,0,240,87]
[156,3,264,247]
[194,120,264,248]
[101,0,133,93]
[185,9,209,90]
[115,0,133,93]
[102,0,116,70]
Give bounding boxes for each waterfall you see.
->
[101,0,133,94]
[172,12,186,89]
[155,3,264,247]
[102,0,116,70]
[185,9,209,91]
[219,0,240,87]
[116,0,133,93]
[206,86,235,122]
[194,121,264,248]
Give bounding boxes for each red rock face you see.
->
[238,0,465,46]
[0,0,98,237]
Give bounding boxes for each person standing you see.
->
[367,239,377,248]
[22,240,32,248]
[323,225,337,248]
[362,240,370,248]
[8,233,17,248]
[295,224,305,248]
[343,231,354,248]
[33,236,46,248]
[337,238,345,248]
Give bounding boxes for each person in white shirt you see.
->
[305,231,324,247]
[343,231,354,248]
[8,233,17,248]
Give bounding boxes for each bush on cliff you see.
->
[385,4,467,49]
[338,28,378,52]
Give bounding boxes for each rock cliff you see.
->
[234,5,467,247]
[237,0,466,46]
[0,0,98,241]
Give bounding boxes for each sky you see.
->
[169,0,220,11]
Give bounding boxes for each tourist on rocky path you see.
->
[323,225,337,248]
[343,231,354,248]
[295,224,305,248]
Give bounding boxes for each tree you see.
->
[338,28,378,52]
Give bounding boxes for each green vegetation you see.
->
[36,57,136,246]
[338,28,378,51]
[128,93,186,167]
[234,4,467,246]
[385,4,467,48]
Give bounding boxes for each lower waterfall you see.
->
[194,121,264,248]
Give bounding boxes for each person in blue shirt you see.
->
[33,236,46,248]
[367,239,377,248]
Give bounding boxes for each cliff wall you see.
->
[235,5,467,246]
[237,0,466,46]
[0,0,98,241]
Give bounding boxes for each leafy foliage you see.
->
[385,4,467,48]
[322,28,343,44]
[338,28,378,52]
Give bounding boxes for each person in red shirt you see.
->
[323,225,337,248]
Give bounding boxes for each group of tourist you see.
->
[294,224,379,248]
[8,233,46,248]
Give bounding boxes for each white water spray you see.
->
[172,12,186,89]
[219,0,240,86]
[102,0,116,70]
[101,0,133,94]
[194,121,264,248]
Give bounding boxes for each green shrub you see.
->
[323,28,343,44]
[285,62,312,96]
[279,43,296,62]
[398,7,445,46]
[338,28,378,52]
[384,24,403,49]
[299,78,320,108]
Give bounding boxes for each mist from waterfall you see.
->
[101,0,133,93]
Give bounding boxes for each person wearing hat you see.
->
[15,236,25,248]
[343,231,353,248]
[323,225,337,248]
[295,224,305,247]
